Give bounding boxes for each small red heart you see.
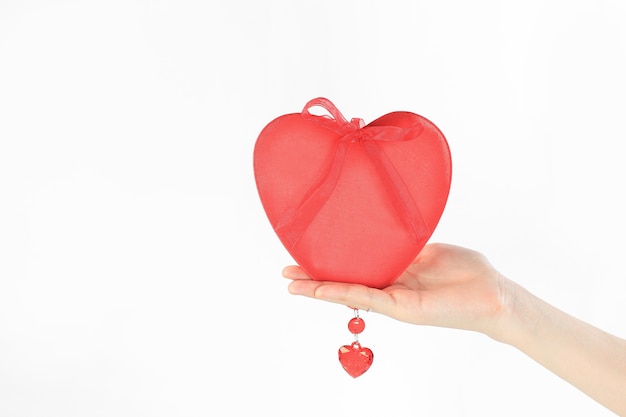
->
[254,98,451,288]
[338,342,374,378]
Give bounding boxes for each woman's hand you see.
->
[284,243,626,415]
[284,243,511,339]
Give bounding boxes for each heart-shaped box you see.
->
[254,98,451,288]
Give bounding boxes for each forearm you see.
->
[492,279,626,416]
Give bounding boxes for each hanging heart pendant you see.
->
[338,342,374,378]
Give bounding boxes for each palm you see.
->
[381,244,505,332]
[286,243,506,335]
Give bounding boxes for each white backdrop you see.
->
[1,1,625,416]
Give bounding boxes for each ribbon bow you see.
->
[275,98,429,248]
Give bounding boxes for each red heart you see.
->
[338,342,374,378]
[254,98,451,288]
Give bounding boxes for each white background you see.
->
[1,1,625,416]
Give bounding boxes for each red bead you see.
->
[348,317,365,334]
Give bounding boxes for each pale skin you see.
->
[283,243,626,416]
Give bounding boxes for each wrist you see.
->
[484,277,541,347]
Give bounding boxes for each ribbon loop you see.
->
[302,97,358,135]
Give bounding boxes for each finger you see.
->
[288,280,396,314]
[282,265,310,280]
[287,279,323,296]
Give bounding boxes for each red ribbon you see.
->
[275,98,429,248]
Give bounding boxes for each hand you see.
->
[284,243,510,338]
[285,243,626,415]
